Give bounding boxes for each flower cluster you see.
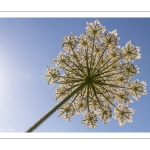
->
[44,20,147,128]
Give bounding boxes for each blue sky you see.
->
[0,18,150,132]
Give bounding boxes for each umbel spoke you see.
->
[26,19,147,132]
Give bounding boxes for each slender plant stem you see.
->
[25,81,88,132]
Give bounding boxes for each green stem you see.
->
[25,81,88,132]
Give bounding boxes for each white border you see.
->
[0,133,150,138]
[0,12,150,18]
[0,0,150,11]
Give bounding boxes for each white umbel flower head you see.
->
[44,66,60,84]
[122,41,141,62]
[85,19,106,39]
[114,105,135,126]
[101,29,120,48]
[96,106,112,124]
[127,80,147,100]
[58,102,75,121]
[45,20,147,128]
[82,111,98,128]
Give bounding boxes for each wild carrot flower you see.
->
[44,20,147,128]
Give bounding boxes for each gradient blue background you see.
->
[0,18,149,132]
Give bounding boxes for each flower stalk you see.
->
[25,81,88,132]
